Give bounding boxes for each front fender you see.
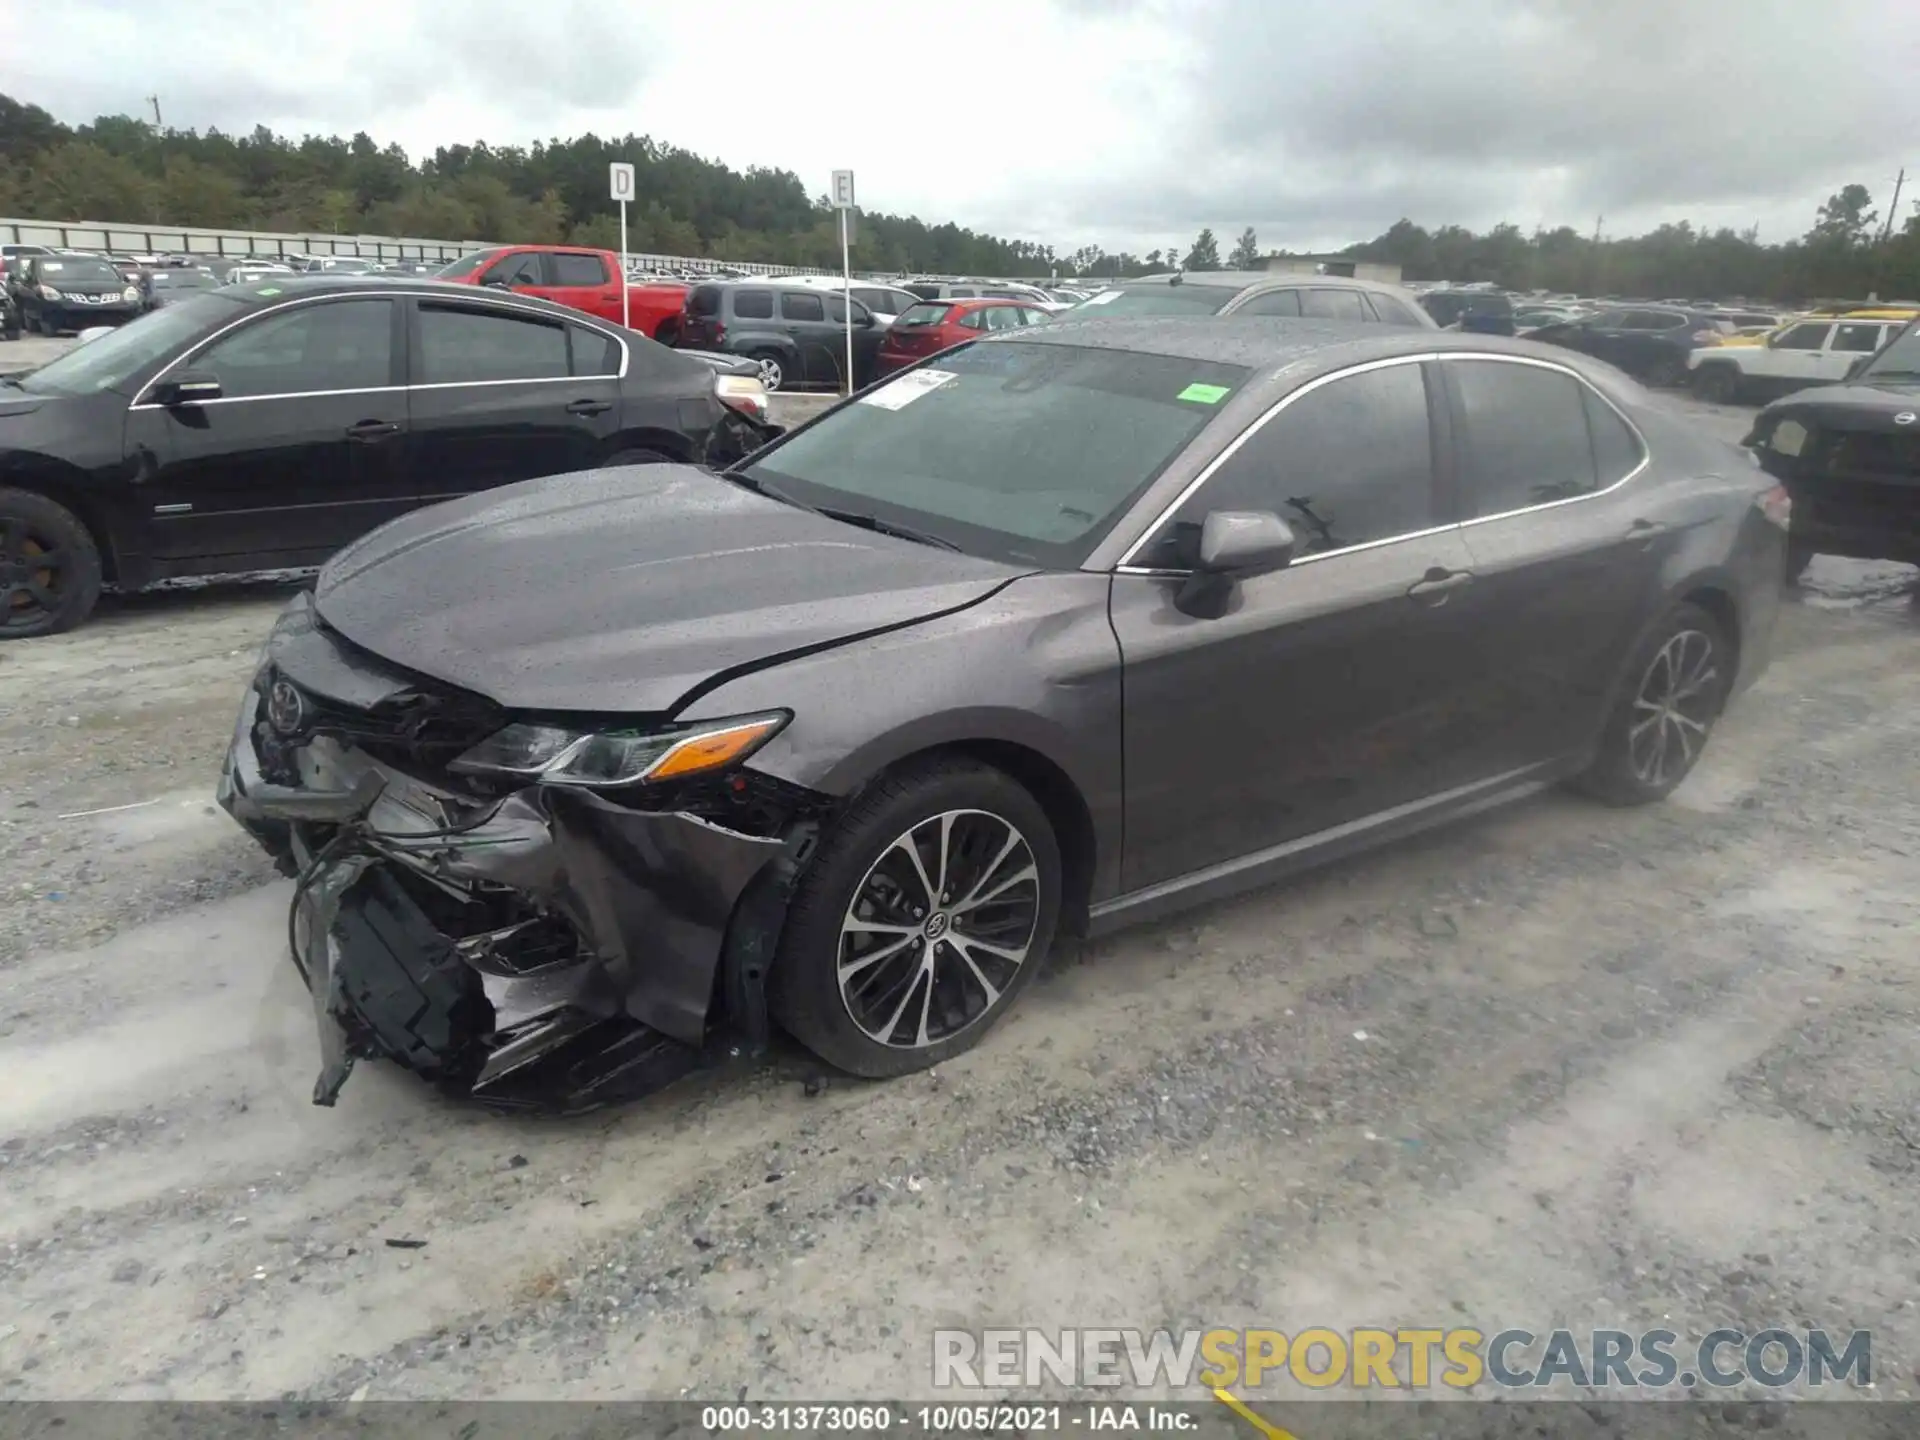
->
[674,571,1126,900]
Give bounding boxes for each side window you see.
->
[416,304,569,383]
[1448,359,1598,516]
[852,287,894,315]
[982,306,1023,332]
[781,291,826,321]
[569,324,621,377]
[733,288,775,319]
[1830,323,1885,353]
[194,299,394,398]
[957,309,990,332]
[551,252,608,286]
[1138,363,1435,568]
[1236,289,1302,317]
[1583,387,1645,486]
[1773,322,1831,351]
[1019,308,1052,327]
[1366,293,1425,327]
[480,251,544,287]
[949,287,977,298]
[1300,288,1367,322]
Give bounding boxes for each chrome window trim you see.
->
[127,287,630,409]
[1113,349,1653,572]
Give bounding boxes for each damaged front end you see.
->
[218,595,824,1112]
[1746,395,1920,568]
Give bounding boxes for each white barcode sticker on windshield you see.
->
[860,368,958,410]
[1082,290,1121,305]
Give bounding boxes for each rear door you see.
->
[779,289,836,386]
[547,250,618,321]
[1823,322,1891,384]
[128,295,406,564]
[403,297,623,497]
[1110,358,1488,890]
[1440,354,1662,764]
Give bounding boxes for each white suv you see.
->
[1688,315,1909,403]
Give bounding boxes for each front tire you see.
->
[771,758,1061,1078]
[1692,363,1739,404]
[1643,353,1686,388]
[0,487,105,639]
[1573,602,1731,805]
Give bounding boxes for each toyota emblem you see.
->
[1896,412,1917,426]
[266,679,308,736]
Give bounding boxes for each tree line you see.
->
[0,93,1061,276]
[3,95,1914,300]
[1069,188,1920,304]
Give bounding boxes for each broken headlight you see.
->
[448,712,789,789]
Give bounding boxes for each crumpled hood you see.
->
[314,465,1024,714]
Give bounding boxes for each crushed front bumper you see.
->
[218,649,797,1112]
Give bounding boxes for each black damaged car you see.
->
[1744,318,1920,579]
[0,277,778,637]
[219,319,1787,1111]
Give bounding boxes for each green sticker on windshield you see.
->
[1177,382,1230,404]
[255,286,282,296]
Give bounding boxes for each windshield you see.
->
[1070,285,1236,317]
[34,258,124,286]
[1862,323,1920,380]
[15,294,241,396]
[739,341,1248,567]
[435,249,500,280]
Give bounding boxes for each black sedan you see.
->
[218,317,1787,1111]
[8,254,145,336]
[0,277,779,637]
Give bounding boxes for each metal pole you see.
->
[619,199,630,330]
[841,207,854,394]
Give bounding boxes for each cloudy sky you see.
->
[10,0,1920,256]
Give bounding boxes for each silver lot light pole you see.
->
[832,168,856,393]
[610,161,635,330]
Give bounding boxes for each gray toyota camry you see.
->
[219,318,1787,1109]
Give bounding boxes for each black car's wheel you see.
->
[1785,540,1815,583]
[603,447,672,468]
[771,758,1061,1078]
[0,488,105,639]
[1692,363,1740,404]
[1643,354,1686,388]
[1574,602,1731,805]
[750,352,787,391]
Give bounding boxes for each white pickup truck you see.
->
[1688,315,1908,403]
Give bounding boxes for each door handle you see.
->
[1407,569,1474,605]
[566,398,614,416]
[1627,518,1669,545]
[344,419,400,442]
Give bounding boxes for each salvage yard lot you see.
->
[2,385,1919,1403]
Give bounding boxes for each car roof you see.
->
[984,315,1641,394]
[212,275,616,321]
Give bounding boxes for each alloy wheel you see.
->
[0,517,71,636]
[836,808,1041,1049]
[756,356,784,390]
[1628,628,1719,788]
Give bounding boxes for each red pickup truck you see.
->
[434,245,688,344]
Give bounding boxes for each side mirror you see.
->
[153,370,222,405]
[1175,511,1296,615]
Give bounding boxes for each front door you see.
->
[1111,358,1491,893]
[404,297,621,496]
[826,293,886,387]
[1745,321,1832,398]
[127,296,406,564]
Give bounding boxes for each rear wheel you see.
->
[0,487,104,639]
[771,758,1061,1078]
[1573,602,1731,805]
[750,352,787,391]
[1644,353,1686,388]
[1692,363,1739,404]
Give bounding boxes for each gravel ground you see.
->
[1,372,1918,1414]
